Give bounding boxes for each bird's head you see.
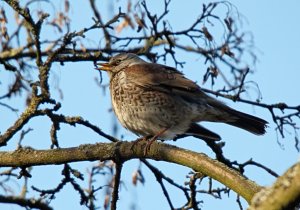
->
[96,53,146,77]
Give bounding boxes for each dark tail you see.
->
[224,107,268,135]
[205,97,268,135]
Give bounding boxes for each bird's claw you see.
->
[130,136,149,152]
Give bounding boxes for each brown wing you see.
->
[124,63,268,134]
[124,63,208,99]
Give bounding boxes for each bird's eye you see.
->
[115,59,121,65]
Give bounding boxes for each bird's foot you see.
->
[144,136,158,155]
[144,128,168,155]
[130,136,149,152]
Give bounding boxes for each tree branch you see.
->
[249,161,300,210]
[0,141,261,203]
[0,195,52,210]
[110,162,122,210]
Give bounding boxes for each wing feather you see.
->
[124,63,207,99]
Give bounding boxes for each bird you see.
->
[96,53,267,143]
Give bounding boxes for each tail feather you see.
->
[205,97,268,135]
[226,108,268,135]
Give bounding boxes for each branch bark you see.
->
[0,195,52,210]
[0,141,261,203]
[249,161,300,210]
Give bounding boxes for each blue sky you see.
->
[1,1,300,210]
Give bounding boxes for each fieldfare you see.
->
[97,53,267,142]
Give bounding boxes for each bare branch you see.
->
[0,195,52,210]
[0,141,262,204]
[110,162,123,210]
[249,162,300,210]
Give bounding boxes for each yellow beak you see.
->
[96,63,112,71]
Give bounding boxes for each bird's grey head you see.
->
[97,53,146,77]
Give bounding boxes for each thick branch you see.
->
[0,141,261,203]
[249,162,300,210]
[0,195,52,210]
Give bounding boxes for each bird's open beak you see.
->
[96,62,112,71]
